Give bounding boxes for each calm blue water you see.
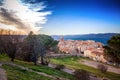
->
[65,37,109,45]
[52,37,109,45]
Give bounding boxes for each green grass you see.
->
[14,60,74,80]
[0,54,74,80]
[2,64,52,80]
[0,54,10,62]
[50,57,120,80]
[1,54,120,80]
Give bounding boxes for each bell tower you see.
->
[60,36,64,41]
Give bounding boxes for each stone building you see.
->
[58,37,106,62]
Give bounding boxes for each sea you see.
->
[52,36,110,45]
[52,33,119,45]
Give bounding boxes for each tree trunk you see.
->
[34,61,37,65]
[11,52,15,62]
[11,57,14,62]
[41,57,45,65]
[34,56,37,65]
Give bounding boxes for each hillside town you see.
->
[58,37,107,63]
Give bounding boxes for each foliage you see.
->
[36,35,58,54]
[97,64,108,73]
[50,40,58,47]
[20,31,45,65]
[55,64,65,70]
[0,35,21,61]
[50,40,59,53]
[0,30,57,64]
[74,69,90,80]
[104,34,120,65]
[37,34,54,49]
[17,32,58,65]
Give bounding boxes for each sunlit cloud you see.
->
[0,0,51,34]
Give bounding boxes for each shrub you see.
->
[74,69,90,80]
[97,64,108,73]
[55,64,65,70]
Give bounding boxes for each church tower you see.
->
[59,36,64,41]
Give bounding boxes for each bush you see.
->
[97,64,108,73]
[55,64,65,70]
[74,69,90,80]
[102,77,109,80]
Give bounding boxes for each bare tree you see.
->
[0,33,21,61]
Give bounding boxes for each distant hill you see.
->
[52,33,119,45]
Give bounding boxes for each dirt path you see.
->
[48,63,102,80]
[0,63,7,80]
[2,62,68,80]
[80,60,120,74]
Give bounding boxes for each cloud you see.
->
[0,0,51,34]
[0,8,31,32]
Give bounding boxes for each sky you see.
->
[0,0,120,35]
[0,0,51,34]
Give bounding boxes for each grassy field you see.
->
[14,60,74,80]
[50,57,120,80]
[0,54,74,80]
[1,54,120,80]
[0,54,10,62]
[2,64,52,80]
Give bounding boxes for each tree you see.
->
[17,32,56,65]
[104,34,120,65]
[50,40,59,53]
[35,34,56,65]
[33,35,45,65]
[8,35,20,61]
[97,64,108,73]
[37,34,54,49]
[22,32,46,65]
[0,35,20,61]
[22,31,37,64]
[0,35,5,54]
[74,69,90,80]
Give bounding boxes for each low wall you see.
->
[46,53,83,58]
